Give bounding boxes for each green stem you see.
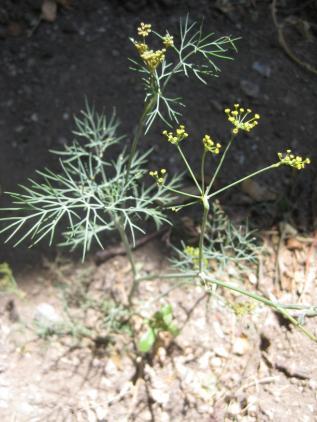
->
[115,218,138,304]
[177,144,202,193]
[201,273,317,342]
[125,95,157,183]
[162,185,200,199]
[199,196,210,273]
[166,200,199,211]
[135,271,197,283]
[206,135,234,195]
[208,163,279,200]
[201,149,207,192]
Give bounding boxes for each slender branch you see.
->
[114,218,138,305]
[206,135,234,195]
[162,185,200,199]
[135,271,197,283]
[201,149,207,192]
[198,196,210,273]
[207,163,279,200]
[125,95,157,182]
[177,144,202,193]
[165,200,199,211]
[201,273,317,342]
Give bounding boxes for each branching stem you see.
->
[208,163,279,200]
[206,135,234,195]
[201,149,207,192]
[125,95,157,182]
[162,185,200,199]
[177,144,202,193]
[201,273,317,342]
[199,195,210,272]
[114,218,138,304]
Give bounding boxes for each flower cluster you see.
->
[277,150,311,170]
[225,104,260,135]
[149,168,167,185]
[137,23,152,37]
[134,42,148,55]
[202,134,221,154]
[133,23,174,72]
[140,49,166,72]
[163,124,188,145]
[163,33,174,48]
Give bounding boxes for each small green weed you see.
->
[138,304,179,353]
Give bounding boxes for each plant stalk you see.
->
[206,135,234,195]
[198,195,210,273]
[162,185,200,199]
[177,144,202,193]
[201,273,317,342]
[114,218,138,304]
[135,271,197,283]
[208,163,279,200]
[125,95,156,183]
[201,149,207,192]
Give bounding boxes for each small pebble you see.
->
[252,61,271,78]
[240,79,260,98]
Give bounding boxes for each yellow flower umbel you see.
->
[149,168,167,185]
[163,33,174,48]
[225,104,260,135]
[202,134,221,154]
[137,22,152,37]
[133,41,148,54]
[277,150,311,170]
[163,124,188,145]
[141,48,166,72]
[133,23,174,73]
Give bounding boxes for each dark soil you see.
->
[0,0,317,268]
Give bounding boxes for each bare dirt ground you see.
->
[1,237,317,421]
[1,0,317,421]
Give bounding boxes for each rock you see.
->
[240,79,260,98]
[33,303,61,327]
[30,113,38,122]
[252,61,271,78]
[227,401,241,416]
[232,336,250,355]
[214,346,229,358]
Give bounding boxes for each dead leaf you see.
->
[241,179,277,202]
[286,237,304,251]
[41,0,57,22]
